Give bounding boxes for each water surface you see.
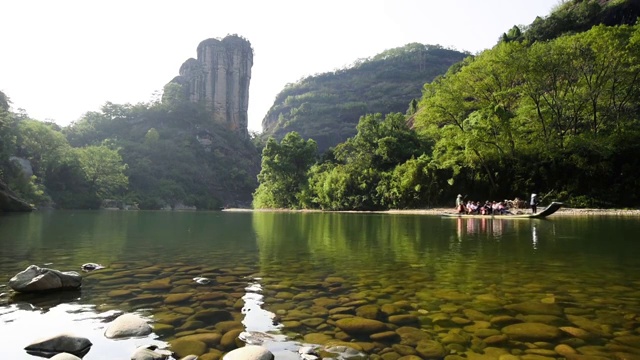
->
[1,211,639,359]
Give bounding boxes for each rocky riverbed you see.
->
[58,258,640,360]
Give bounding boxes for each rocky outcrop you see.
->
[168,35,253,137]
[0,178,33,212]
[9,265,82,292]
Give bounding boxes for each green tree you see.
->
[253,132,317,208]
[76,145,128,199]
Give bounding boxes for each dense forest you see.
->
[0,91,260,210]
[254,0,640,210]
[261,43,468,151]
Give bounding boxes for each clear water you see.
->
[1,210,639,359]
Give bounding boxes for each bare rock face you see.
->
[9,265,82,292]
[168,35,253,137]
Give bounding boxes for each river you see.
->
[1,210,639,359]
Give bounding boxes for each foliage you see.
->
[75,145,128,199]
[261,43,469,151]
[0,90,260,210]
[504,0,640,43]
[414,23,640,206]
[253,132,317,209]
[304,113,432,210]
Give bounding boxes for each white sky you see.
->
[1,0,558,133]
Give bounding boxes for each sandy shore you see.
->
[224,207,640,216]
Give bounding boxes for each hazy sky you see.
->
[1,0,558,133]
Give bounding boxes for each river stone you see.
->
[389,314,419,325]
[504,302,563,316]
[490,315,521,326]
[130,345,171,360]
[177,333,223,346]
[516,314,565,326]
[392,344,417,356]
[370,331,399,341]
[140,278,172,290]
[24,333,92,358]
[191,309,233,323]
[304,333,333,344]
[220,328,244,349]
[502,323,562,341]
[356,304,381,319]
[484,334,509,345]
[474,329,501,338]
[170,339,207,357]
[155,312,188,326]
[165,293,192,304]
[555,344,577,356]
[416,340,446,358]
[108,289,132,297]
[180,356,199,360]
[9,265,82,292]
[153,323,175,336]
[223,345,274,360]
[300,317,325,327]
[215,320,243,333]
[335,317,387,335]
[564,355,611,360]
[105,313,152,338]
[396,326,432,345]
[440,332,468,345]
[50,353,82,360]
[176,320,205,332]
[174,307,196,315]
[463,309,490,321]
[614,335,640,347]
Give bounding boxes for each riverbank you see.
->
[224,206,640,216]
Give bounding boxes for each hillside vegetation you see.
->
[254,0,640,210]
[0,95,260,210]
[261,44,468,151]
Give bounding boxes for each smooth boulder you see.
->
[9,265,82,292]
[50,353,82,360]
[223,345,274,360]
[24,333,92,358]
[104,313,152,339]
[130,345,172,360]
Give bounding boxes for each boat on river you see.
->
[442,202,564,219]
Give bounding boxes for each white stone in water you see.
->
[193,277,210,285]
[104,313,152,339]
[50,353,82,360]
[9,265,82,292]
[223,345,274,360]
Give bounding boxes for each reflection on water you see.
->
[1,211,640,358]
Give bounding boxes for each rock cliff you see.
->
[168,35,253,136]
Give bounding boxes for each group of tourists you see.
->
[455,193,539,215]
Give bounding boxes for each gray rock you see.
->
[168,35,253,137]
[9,265,82,292]
[24,333,92,358]
[50,353,82,360]
[130,345,172,360]
[81,263,105,272]
[105,313,152,339]
[223,345,274,360]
